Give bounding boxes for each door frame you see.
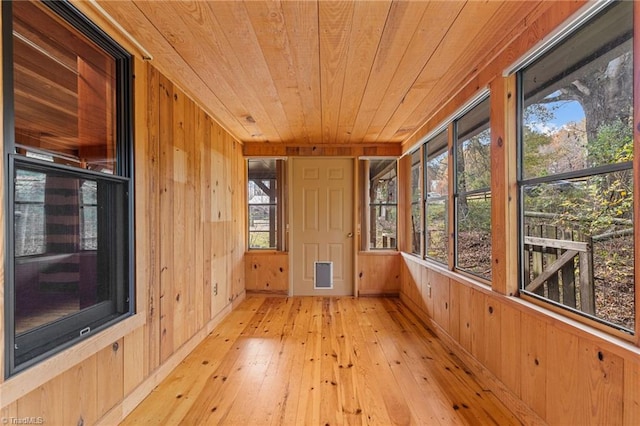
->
[288,157,359,296]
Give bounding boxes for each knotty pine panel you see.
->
[245,251,289,294]
[420,266,432,317]
[357,252,400,296]
[96,338,124,418]
[145,65,162,374]
[624,359,640,425]
[469,289,487,367]
[16,373,64,424]
[448,278,462,343]
[499,303,521,397]
[577,340,624,424]
[152,70,246,362]
[430,270,450,334]
[483,296,502,378]
[520,311,547,420]
[454,282,473,353]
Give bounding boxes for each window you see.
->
[518,1,634,333]
[410,150,421,255]
[424,130,449,264]
[368,159,397,249]
[454,97,491,280]
[248,159,284,250]
[5,0,133,374]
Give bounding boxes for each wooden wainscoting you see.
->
[121,296,521,425]
[357,251,401,296]
[244,251,289,295]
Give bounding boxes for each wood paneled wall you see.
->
[398,0,640,424]
[0,31,246,423]
[400,254,640,425]
[244,251,289,294]
[357,252,400,296]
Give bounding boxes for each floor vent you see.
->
[314,261,333,289]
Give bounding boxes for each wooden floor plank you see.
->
[122,296,521,425]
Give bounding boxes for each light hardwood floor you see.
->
[121,296,520,425]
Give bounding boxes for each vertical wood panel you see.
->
[184,97,197,339]
[431,271,450,333]
[578,340,623,424]
[234,142,246,299]
[499,303,521,397]
[624,360,640,425]
[245,252,290,294]
[146,64,162,374]
[61,354,98,426]
[96,339,124,418]
[520,312,547,419]
[483,296,501,377]
[457,283,473,353]
[357,253,400,295]
[201,114,213,321]
[470,289,486,365]
[448,280,461,342]
[0,403,17,422]
[194,105,205,330]
[546,327,580,424]
[159,74,175,362]
[16,375,64,424]
[420,266,432,317]
[124,326,145,396]
[172,88,187,350]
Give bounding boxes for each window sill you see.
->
[1,312,145,406]
[358,250,399,256]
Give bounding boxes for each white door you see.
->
[291,158,354,296]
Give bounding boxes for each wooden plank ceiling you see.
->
[97,0,550,148]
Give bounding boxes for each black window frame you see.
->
[367,158,398,250]
[247,158,285,251]
[516,1,634,335]
[3,0,135,376]
[423,129,449,265]
[453,95,492,282]
[409,149,422,256]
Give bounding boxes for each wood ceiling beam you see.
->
[243,142,401,158]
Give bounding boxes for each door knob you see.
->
[347,232,353,238]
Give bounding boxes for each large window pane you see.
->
[369,159,397,249]
[410,150,421,255]
[13,1,117,173]
[13,162,129,366]
[455,97,491,280]
[248,159,281,250]
[519,1,634,333]
[6,0,133,375]
[425,131,448,264]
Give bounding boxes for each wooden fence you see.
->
[523,224,595,315]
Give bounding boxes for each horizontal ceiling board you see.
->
[381,0,503,143]
[92,0,554,148]
[319,0,355,144]
[366,0,466,143]
[394,1,543,141]
[337,0,392,144]
[347,1,430,144]
[99,0,251,140]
